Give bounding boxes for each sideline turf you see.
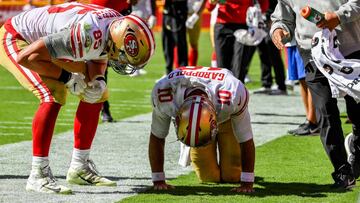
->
[121,122,360,203]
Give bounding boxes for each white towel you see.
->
[311,29,360,102]
[178,143,191,167]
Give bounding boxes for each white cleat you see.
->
[26,165,72,194]
[66,159,116,186]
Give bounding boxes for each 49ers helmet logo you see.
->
[124,33,139,57]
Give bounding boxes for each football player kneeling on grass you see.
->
[149,66,255,193]
[0,2,154,194]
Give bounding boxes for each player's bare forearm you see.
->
[86,60,108,81]
[149,133,175,190]
[149,133,165,173]
[16,39,62,79]
[233,139,255,193]
[52,59,86,73]
[240,139,255,173]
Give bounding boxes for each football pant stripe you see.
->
[3,32,53,103]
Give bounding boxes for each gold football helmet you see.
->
[175,95,218,147]
[107,14,155,75]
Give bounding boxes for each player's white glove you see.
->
[65,73,87,96]
[147,15,157,29]
[186,13,199,29]
[83,76,106,103]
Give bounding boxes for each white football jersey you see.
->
[132,0,152,19]
[9,2,121,61]
[151,66,253,143]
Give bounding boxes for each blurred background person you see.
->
[160,0,188,79]
[208,0,269,83]
[185,0,206,66]
[131,0,157,77]
[251,0,287,95]
[285,40,319,136]
[90,0,138,122]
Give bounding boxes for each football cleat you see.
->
[26,165,72,194]
[175,92,218,147]
[66,159,116,186]
[345,133,360,179]
[331,164,356,190]
[107,14,155,75]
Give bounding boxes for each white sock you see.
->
[70,148,90,169]
[211,60,217,67]
[31,156,49,173]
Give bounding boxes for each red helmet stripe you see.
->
[194,98,203,145]
[186,100,195,146]
[125,15,155,63]
[188,96,202,146]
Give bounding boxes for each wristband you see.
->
[95,76,106,82]
[58,69,71,83]
[241,172,254,182]
[152,172,165,182]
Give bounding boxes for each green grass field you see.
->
[0,31,359,202]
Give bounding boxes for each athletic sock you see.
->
[32,102,61,157]
[211,51,217,67]
[173,46,179,68]
[70,148,90,169]
[74,101,103,150]
[31,156,49,173]
[188,48,198,66]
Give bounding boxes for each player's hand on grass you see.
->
[153,181,175,190]
[271,28,290,50]
[231,182,254,193]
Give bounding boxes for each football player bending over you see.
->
[149,66,255,193]
[0,2,154,194]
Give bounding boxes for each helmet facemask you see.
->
[107,40,145,75]
[107,15,155,75]
[175,95,218,147]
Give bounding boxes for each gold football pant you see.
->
[190,120,242,183]
[187,15,202,49]
[0,26,108,105]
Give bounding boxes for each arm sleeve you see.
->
[151,108,172,139]
[231,108,253,143]
[270,0,296,40]
[335,0,360,24]
[43,29,74,60]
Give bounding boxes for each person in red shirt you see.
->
[207,0,268,82]
[90,0,136,14]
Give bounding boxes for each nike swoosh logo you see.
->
[73,82,77,92]
[346,179,356,189]
[310,128,319,134]
[43,185,61,193]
